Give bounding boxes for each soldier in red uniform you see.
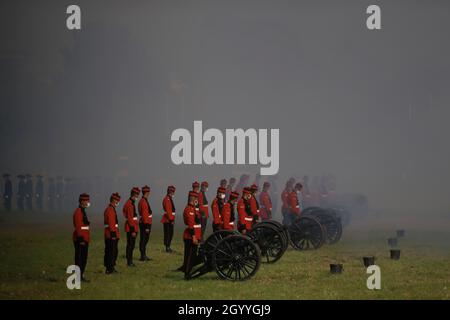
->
[225,177,236,201]
[72,193,91,281]
[249,184,260,225]
[219,178,227,189]
[161,185,176,253]
[138,185,152,261]
[281,178,294,225]
[302,175,312,207]
[198,181,209,237]
[237,188,254,234]
[287,183,302,225]
[221,191,239,230]
[211,187,226,232]
[123,187,140,267]
[104,193,121,274]
[192,181,200,215]
[259,182,272,220]
[182,191,202,279]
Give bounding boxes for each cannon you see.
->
[187,222,288,281]
[267,207,343,250]
[260,217,327,250]
[301,207,343,244]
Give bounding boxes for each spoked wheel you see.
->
[203,230,239,265]
[213,235,261,281]
[257,220,290,250]
[248,224,287,263]
[332,207,351,227]
[288,215,326,250]
[309,209,343,244]
[301,207,322,215]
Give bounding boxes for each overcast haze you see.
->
[1,0,450,216]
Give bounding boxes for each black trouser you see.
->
[282,208,288,226]
[126,232,136,264]
[183,239,198,278]
[74,240,89,276]
[3,196,12,211]
[56,198,62,212]
[200,216,207,238]
[17,196,24,211]
[25,195,32,211]
[36,197,43,211]
[48,198,54,212]
[212,223,221,233]
[139,223,152,258]
[163,223,174,248]
[104,238,119,271]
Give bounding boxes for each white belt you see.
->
[148,215,152,218]
[229,222,234,225]
[194,224,201,228]
[104,224,118,228]
[202,205,208,208]
[80,226,89,230]
[244,217,253,221]
[165,212,175,215]
[133,217,138,220]
[295,205,299,208]
[195,208,199,211]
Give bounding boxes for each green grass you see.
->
[0,211,449,299]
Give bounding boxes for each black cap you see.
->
[2,173,10,178]
[17,174,25,179]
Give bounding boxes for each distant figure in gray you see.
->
[25,174,33,211]
[17,174,25,211]
[47,177,56,212]
[56,176,64,213]
[35,175,44,211]
[2,174,13,211]
[268,175,279,219]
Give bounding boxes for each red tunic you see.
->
[288,191,300,216]
[221,202,235,230]
[259,191,272,220]
[138,197,153,225]
[281,189,289,210]
[72,207,90,243]
[198,191,209,219]
[161,195,175,224]
[104,205,120,239]
[237,198,253,231]
[183,204,202,240]
[123,198,139,233]
[211,197,223,226]
[249,196,260,218]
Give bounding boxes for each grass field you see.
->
[0,210,449,300]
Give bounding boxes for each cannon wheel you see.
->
[288,215,325,250]
[203,230,239,265]
[309,209,343,244]
[213,235,261,281]
[249,223,287,263]
[257,220,289,251]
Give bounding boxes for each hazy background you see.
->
[1,0,450,216]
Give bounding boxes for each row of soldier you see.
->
[1,174,113,213]
[72,175,336,281]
